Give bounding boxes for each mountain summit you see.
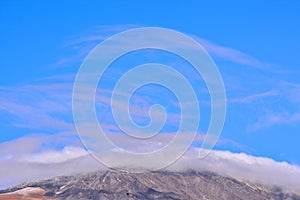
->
[1,170,299,200]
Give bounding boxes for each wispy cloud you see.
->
[0,83,74,131]
[64,24,139,47]
[53,24,140,68]
[249,110,300,131]
[228,90,278,104]
[53,25,273,71]
[246,82,300,131]
[193,37,271,70]
[51,25,300,136]
[0,75,199,136]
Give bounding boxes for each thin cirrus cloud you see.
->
[52,25,296,133]
[0,83,74,131]
[1,26,299,137]
[192,37,271,70]
[245,81,300,131]
[53,24,273,70]
[248,110,300,131]
[0,76,192,136]
[1,25,299,136]
[51,25,295,132]
[228,89,278,104]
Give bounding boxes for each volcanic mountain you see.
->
[1,170,299,200]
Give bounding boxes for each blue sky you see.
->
[0,0,300,178]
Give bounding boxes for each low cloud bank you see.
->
[170,149,300,194]
[1,136,300,195]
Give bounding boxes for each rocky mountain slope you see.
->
[1,170,299,200]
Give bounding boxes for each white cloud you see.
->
[21,146,89,164]
[0,153,103,190]
[0,134,103,189]
[1,135,300,195]
[169,149,300,194]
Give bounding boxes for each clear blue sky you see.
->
[0,1,300,166]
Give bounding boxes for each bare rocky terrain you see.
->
[1,170,299,200]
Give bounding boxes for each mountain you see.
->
[0,170,299,200]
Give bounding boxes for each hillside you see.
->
[1,170,299,200]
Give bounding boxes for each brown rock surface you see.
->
[0,187,55,200]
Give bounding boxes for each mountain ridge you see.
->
[1,170,299,200]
